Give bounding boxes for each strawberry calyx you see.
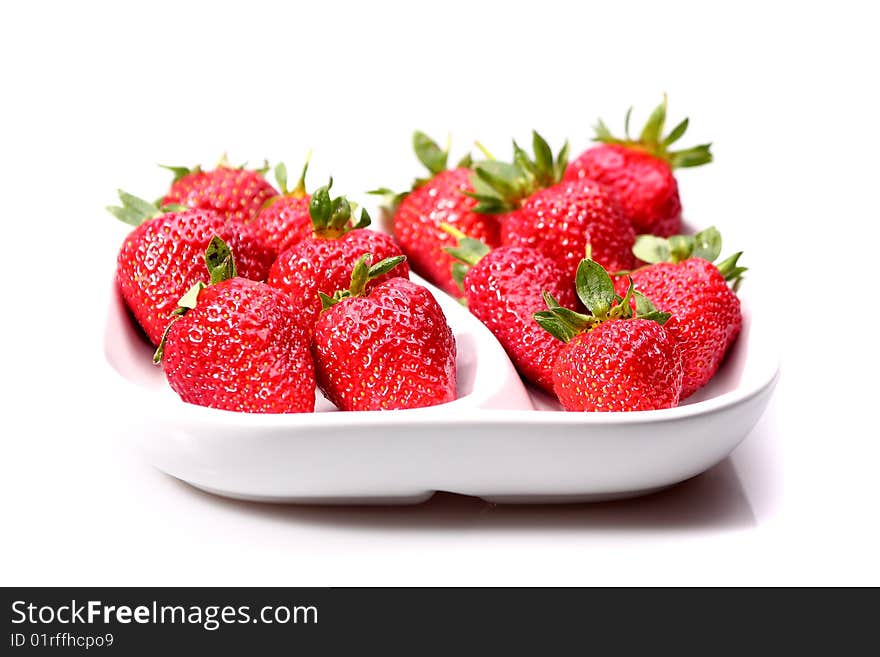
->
[534,258,670,343]
[159,164,202,184]
[593,95,713,169]
[466,131,569,214]
[633,226,747,287]
[152,236,238,364]
[106,190,186,227]
[318,253,407,310]
[159,156,271,184]
[368,131,474,213]
[309,179,371,239]
[440,223,491,291]
[259,154,312,213]
[715,252,747,287]
[273,152,311,199]
[412,130,474,184]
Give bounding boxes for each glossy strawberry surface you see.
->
[312,278,456,411]
[501,178,636,278]
[463,246,576,392]
[393,168,500,295]
[565,144,682,237]
[249,194,313,254]
[553,318,683,412]
[622,258,742,399]
[116,209,275,344]
[162,278,315,413]
[267,229,409,329]
[162,166,278,223]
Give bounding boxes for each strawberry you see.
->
[312,255,456,411]
[618,226,745,399]
[155,237,315,413]
[109,191,275,345]
[267,182,409,328]
[565,96,713,237]
[470,131,636,277]
[160,157,278,223]
[443,227,576,393]
[535,258,682,412]
[375,132,500,296]
[248,157,314,254]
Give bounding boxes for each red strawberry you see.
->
[156,237,315,413]
[377,132,500,296]
[443,228,576,393]
[565,96,713,237]
[312,255,456,411]
[249,157,314,254]
[618,227,744,399]
[267,182,409,328]
[470,132,636,277]
[160,157,278,223]
[109,191,275,345]
[535,258,683,412]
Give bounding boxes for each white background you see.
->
[1,1,878,585]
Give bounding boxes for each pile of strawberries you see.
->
[110,97,745,414]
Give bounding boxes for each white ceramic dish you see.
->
[104,273,779,504]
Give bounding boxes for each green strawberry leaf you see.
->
[309,181,333,230]
[532,130,554,185]
[632,235,671,264]
[668,235,693,262]
[107,189,163,227]
[274,162,288,194]
[348,254,372,297]
[639,95,667,145]
[638,310,672,325]
[691,226,722,262]
[610,276,635,320]
[716,251,747,284]
[367,187,408,214]
[441,223,491,267]
[318,292,339,311]
[177,281,206,310]
[159,203,187,213]
[106,204,144,227]
[663,118,689,147]
[368,255,406,278]
[554,140,570,181]
[455,153,474,169]
[474,161,525,202]
[513,140,541,185]
[291,151,311,197]
[159,164,194,183]
[594,119,617,143]
[633,290,672,327]
[633,291,658,317]
[204,236,237,284]
[328,195,352,231]
[451,262,468,291]
[352,208,371,230]
[575,259,615,317]
[413,131,448,176]
[533,312,577,343]
[534,292,597,343]
[668,144,713,168]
